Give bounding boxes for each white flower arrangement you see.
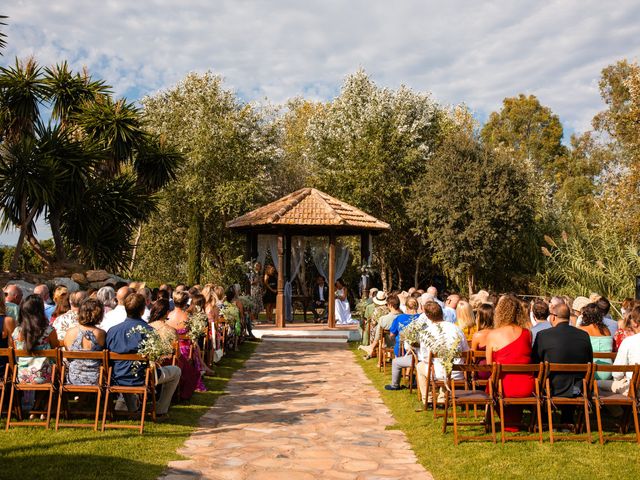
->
[185,308,209,344]
[238,295,256,311]
[127,325,174,376]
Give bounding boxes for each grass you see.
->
[350,343,640,480]
[0,340,258,480]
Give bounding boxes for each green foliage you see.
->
[136,72,275,283]
[481,93,566,181]
[538,213,640,303]
[409,128,536,292]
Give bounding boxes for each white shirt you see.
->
[613,333,640,380]
[142,306,151,322]
[99,305,127,332]
[419,321,469,380]
[318,286,325,302]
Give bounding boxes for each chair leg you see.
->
[632,402,640,444]
[55,388,63,431]
[451,395,458,445]
[583,397,591,443]
[442,390,450,434]
[45,387,55,430]
[0,384,5,426]
[547,398,554,444]
[594,397,604,445]
[5,384,15,431]
[489,402,496,443]
[536,399,543,444]
[94,390,102,431]
[101,390,110,432]
[499,399,505,444]
[139,390,148,434]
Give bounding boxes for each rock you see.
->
[85,269,111,283]
[53,277,80,292]
[71,272,87,285]
[6,280,36,296]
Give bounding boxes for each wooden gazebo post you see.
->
[328,233,336,328]
[275,231,285,328]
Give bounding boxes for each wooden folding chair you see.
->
[447,363,497,445]
[592,364,640,445]
[378,329,394,373]
[495,363,544,443]
[55,349,107,431]
[425,353,469,420]
[544,362,592,443]
[401,348,418,394]
[470,350,489,418]
[5,349,59,430]
[0,347,15,425]
[101,352,156,434]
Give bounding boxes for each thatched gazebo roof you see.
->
[226,188,390,234]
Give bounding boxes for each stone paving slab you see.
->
[160,341,432,480]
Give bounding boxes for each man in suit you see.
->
[532,303,593,425]
[312,276,329,322]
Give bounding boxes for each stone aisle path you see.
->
[162,341,433,480]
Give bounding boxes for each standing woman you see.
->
[335,279,357,325]
[249,262,264,325]
[262,265,277,324]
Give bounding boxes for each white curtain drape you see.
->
[256,235,269,267]
[267,235,280,270]
[311,239,350,282]
[285,236,306,322]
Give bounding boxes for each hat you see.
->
[572,296,590,313]
[373,291,388,306]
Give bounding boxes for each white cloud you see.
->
[1,0,639,243]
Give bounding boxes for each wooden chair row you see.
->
[423,359,640,445]
[0,347,158,434]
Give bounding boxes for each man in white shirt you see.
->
[415,301,469,403]
[139,287,152,322]
[599,309,640,395]
[100,286,133,331]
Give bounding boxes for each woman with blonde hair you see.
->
[456,300,476,336]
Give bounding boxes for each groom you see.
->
[312,275,329,323]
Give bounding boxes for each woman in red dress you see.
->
[486,295,534,431]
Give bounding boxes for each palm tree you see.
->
[0,15,8,54]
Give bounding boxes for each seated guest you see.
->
[486,295,534,431]
[444,294,460,325]
[532,303,593,425]
[53,290,87,341]
[385,298,421,390]
[415,302,469,404]
[571,296,590,326]
[595,297,619,339]
[34,284,55,321]
[106,293,181,416]
[4,284,23,323]
[97,286,117,314]
[63,298,106,385]
[455,300,475,336]
[312,275,329,322]
[577,303,613,380]
[359,290,388,351]
[471,303,494,351]
[362,294,401,359]
[149,299,178,343]
[0,291,16,370]
[600,307,640,394]
[168,290,209,394]
[50,288,69,324]
[12,295,59,384]
[100,286,133,332]
[530,299,551,345]
[614,300,637,351]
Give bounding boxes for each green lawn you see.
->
[350,343,639,480]
[0,341,258,480]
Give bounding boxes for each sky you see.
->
[1,0,640,244]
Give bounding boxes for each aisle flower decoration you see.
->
[418,323,462,377]
[126,325,174,377]
[185,307,209,343]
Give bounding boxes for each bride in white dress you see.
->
[335,279,357,325]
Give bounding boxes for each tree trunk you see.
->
[380,258,388,292]
[26,232,55,266]
[48,208,67,262]
[397,267,403,291]
[467,268,476,296]
[10,204,38,272]
[129,224,143,272]
[187,211,203,285]
[414,256,420,289]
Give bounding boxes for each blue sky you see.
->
[1,0,640,244]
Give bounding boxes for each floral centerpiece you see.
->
[185,307,209,343]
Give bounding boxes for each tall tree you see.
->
[481,94,566,182]
[305,70,443,290]
[408,127,535,293]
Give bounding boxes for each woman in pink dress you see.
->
[486,295,534,431]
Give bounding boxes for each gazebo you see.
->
[226,188,390,328]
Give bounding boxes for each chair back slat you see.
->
[12,349,59,359]
[545,362,590,373]
[593,352,616,360]
[594,364,635,374]
[60,350,107,361]
[107,352,148,362]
